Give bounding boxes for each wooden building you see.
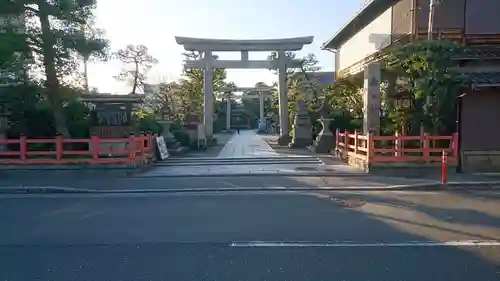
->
[321,0,500,172]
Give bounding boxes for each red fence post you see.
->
[139,134,146,156]
[145,133,151,153]
[128,134,136,162]
[353,131,358,155]
[394,131,400,157]
[441,150,448,184]
[423,133,430,162]
[344,129,348,152]
[55,134,63,161]
[91,135,99,160]
[335,129,340,150]
[20,134,27,161]
[367,132,374,164]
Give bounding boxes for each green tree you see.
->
[1,0,109,137]
[267,52,322,109]
[114,44,158,94]
[72,17,110,91]
[176,51,227,122]
[384,40,466,134]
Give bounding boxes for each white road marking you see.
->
[219,181,240,188]
[230,240,500,247]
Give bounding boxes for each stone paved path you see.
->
[139,130,363,177]
[217,130,279,158]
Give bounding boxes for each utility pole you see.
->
[427,0,436,40]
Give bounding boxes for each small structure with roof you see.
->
[80,93,144,152]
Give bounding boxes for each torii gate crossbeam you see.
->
[176,36,313,144]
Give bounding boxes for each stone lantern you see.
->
[158,105,180,150]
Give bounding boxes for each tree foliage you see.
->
[384,40,466,134]
[1,0,109,137]
[176,51,227,122]
[266,52,323,122]
[114,44,158,94]
[142,51,229,126]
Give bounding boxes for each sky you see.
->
[88,0,367,93]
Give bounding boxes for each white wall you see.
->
[337,7,392,73]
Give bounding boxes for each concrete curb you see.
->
[128,172,370,178]
[388,181,500,189]
[1,181,499,194]
[0,186,91,194]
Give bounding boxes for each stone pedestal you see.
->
[311,118,334,153]
[158,120,180,149]
[289,100,312,148]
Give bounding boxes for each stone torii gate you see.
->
[220,85,274,131]
[175,36,313,144]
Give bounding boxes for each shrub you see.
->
[172,130,190,146]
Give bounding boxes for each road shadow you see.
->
[317,191,500,240]
[455,190,500,201]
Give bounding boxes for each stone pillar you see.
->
[363,63,381,135]
[203,51,214,139]
[226,96,231,131]
[259,92,265,129]
[277,50,289,145]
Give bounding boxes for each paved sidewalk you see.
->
[217,130,279,158]
[138,130,365,177]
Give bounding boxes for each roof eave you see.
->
[321,0,397,50]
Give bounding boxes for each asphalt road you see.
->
[1,190,500,280]
[0,172,434,191]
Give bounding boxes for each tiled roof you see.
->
[457,47,500,59]
[461,71,500,86]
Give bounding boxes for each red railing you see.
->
[0,134,155,165]
[335,129,458,164]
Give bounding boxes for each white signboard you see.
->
[155,136,169,160]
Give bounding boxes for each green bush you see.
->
[169,121,183,131]
[172,130,190,146]
[136,117,162,134]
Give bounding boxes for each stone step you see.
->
[155,160,323,167]
[155,156,323,166]
[163,156,320,162]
